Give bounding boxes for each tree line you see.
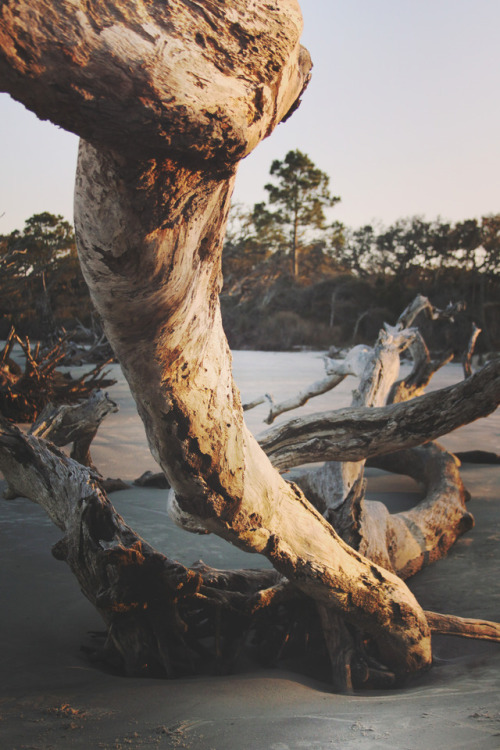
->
[0,211,91,340]
[1,150,499,351]
[223,149,499,282]
[222,149,499,351]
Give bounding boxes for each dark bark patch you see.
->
[252,85,265,122]
[391,601,403,624]
[82,494,118,544]
[195,32,206,48]
[13,38,34,66]
[198,236,211,262]
[370,564,385,584]
[229,21,255,52]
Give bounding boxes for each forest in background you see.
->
[1,150,499,354]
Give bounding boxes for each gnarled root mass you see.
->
[1,418,499,690]
[0,328,115,422]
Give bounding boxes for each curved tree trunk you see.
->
[0,0,435,681]
[73,139,431,680]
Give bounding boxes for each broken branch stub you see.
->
[30,390,118,470]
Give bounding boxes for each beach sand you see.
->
[1,352,499,749]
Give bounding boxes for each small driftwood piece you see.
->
[134,471,170,489]
[453,450,500,464]
[60,323,116,366]
[28,391,131,494]
[30,390,118,468]
[424,611,500,642]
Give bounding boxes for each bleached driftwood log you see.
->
[256,345,372,424]
[259,359,500,470]
[271,297,470,543]
[255,296,464,422]
[1,1,499,689]
[261,301,485,600]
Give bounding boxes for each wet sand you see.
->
[1,353,499,749]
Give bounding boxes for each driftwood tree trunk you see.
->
[72,139,433,679]
[1,0,499,688]
[270,300,479,591]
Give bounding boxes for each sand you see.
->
[1,351,499,749]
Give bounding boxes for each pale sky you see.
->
[1,0,499,235]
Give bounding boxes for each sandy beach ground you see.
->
[1,351,499,749]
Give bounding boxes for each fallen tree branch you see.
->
[287,444,473,579]
[360,444,473,578]
[260,360,500,470]
[463,323,481,378]
[243,394,270,412]
[396,296,465,328]
[0,418,281,676]
[260,345,372,424]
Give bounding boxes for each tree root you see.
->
[2,418,499,688]
[425,611,500,642]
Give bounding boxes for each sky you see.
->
[0,0,499,235]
